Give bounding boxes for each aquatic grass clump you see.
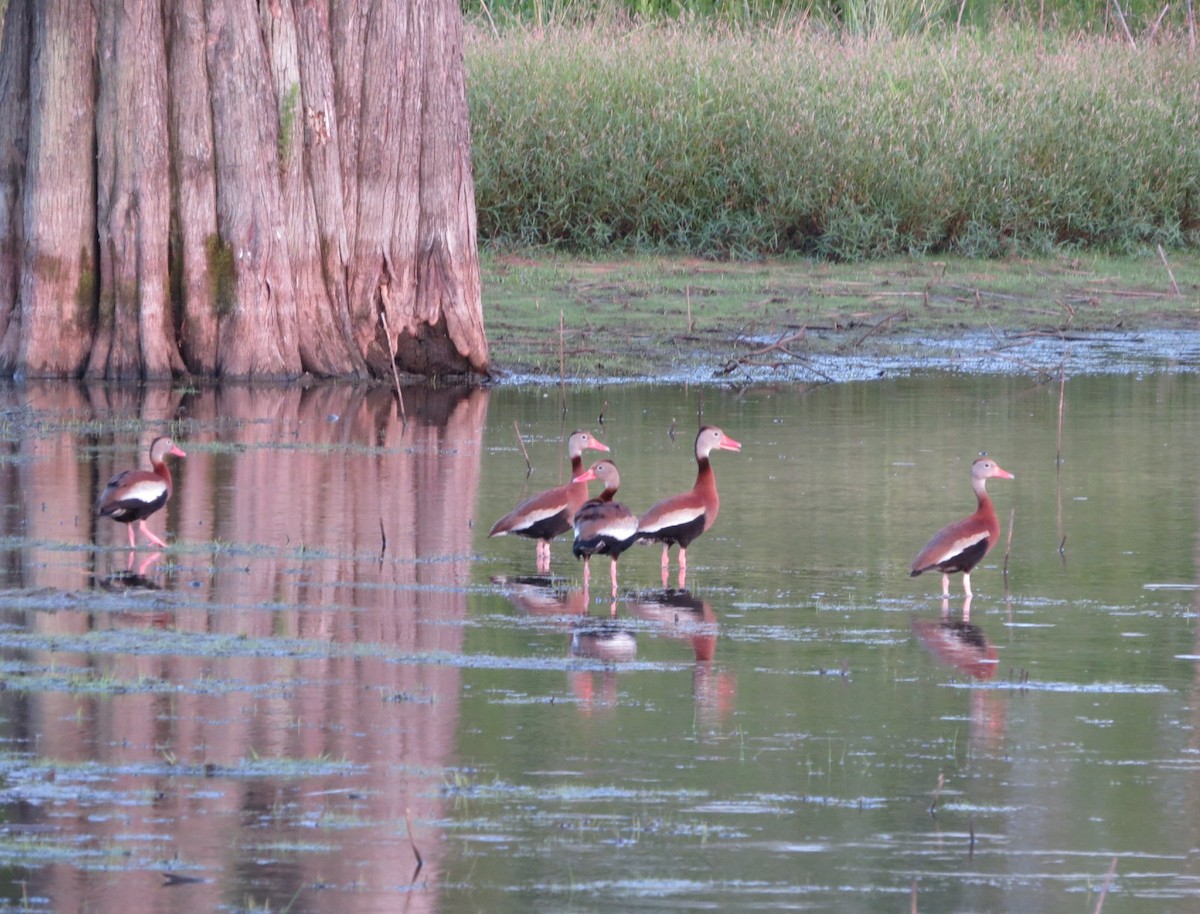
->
[468,25,1200,259]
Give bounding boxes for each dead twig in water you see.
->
[668,418,677,441]
[513,420,532,477]
[1056,357,1067,466]
[406,807,424,880]
[378,306,408,427]
[1003,507,1015,590]
[379,518,387,561]
[968,816,976,859]
[598,401,607,426]
[1094,856,1118,914]
[559,310,567,418]
[929,772,945,817]
[1157,244,1182,297]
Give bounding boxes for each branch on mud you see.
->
[852,309,908,347]
[718,328,835,382]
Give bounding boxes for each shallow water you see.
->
[0,371,1197,913]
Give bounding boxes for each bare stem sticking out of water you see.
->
[686,286,693,333]
[1094,857,1118,913]
[406,807,424,879]
[668,418,677,441]
[378,305,408,427]
[513,420,532,477]
[599,401,607,425]
[968,816,976,858]
[1157,244,1182,296]
[1003,508,1015,591]
[379,517,387,561]
[559,310,567,418]
[1056,358,1067,466]
[929,772,945,817]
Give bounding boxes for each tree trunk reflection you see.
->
[0,381,487,912]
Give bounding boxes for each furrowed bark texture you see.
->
[0,0,489,380]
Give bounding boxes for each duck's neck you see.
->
[154,460,174,497]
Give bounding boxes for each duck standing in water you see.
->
[489,430,609,573]
[911,455,1014,598]
[572,460,639,597]
[97,436,187,548]
[636,426,742,590]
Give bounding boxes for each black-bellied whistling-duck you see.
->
[636,425,742,589]
[910,456,1014,597]
[96,436,186,549]
[489,430,609,573]
[572,460,639,597]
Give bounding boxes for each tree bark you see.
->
[89,0,185,379]
[169,0,220,375]
[1,0,98,377]
[0,0,30,350]
[0,0,489,380]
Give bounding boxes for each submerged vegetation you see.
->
[466,6,1200,260]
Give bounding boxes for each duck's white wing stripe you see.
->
[638,505,704,534]
[121,479,168,504]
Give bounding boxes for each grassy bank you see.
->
[481,251,1199,379]
[467,25,1200,260]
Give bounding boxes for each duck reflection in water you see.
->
[492,574,629,712]
[912,595,997,681]
[912,594,1007,753]
[490,574,588,619]
[93,550,165,593]
[569,615,638,715]
[90,551,173,628]
[628,589,737,733]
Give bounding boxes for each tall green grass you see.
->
[466,0,1193,36]
[468,25,1200,259]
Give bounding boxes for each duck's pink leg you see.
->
[139,521,168,549]
[609,559,619,597]
[677,547,688,590]
[660,544,670,588]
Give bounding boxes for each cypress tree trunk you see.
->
[169,0,220,375]
[89,0,185,379]
[0,0,489,380]
[0,0,30,351]
[1,0,98,377]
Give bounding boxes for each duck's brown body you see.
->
[97,437,186,549]
[911,456,1014,597]
[489,430,609,573]
[572,460,638,595]
[636,426,741,589]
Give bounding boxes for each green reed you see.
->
[467,24,1200,259]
